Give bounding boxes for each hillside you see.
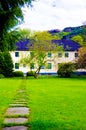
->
[48,25,86,46]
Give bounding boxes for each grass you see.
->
[0,78,22,128]
[0,77,86,130]
[26,76,86,130]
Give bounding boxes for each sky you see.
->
[19,0,86,31]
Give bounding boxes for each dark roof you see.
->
[16,39,29,51]
[16,39,81,51]
[48,29,61,35]
[52,39,81,51]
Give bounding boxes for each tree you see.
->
[3,52,14,77]
[72,35,83,46]
[18,29,33,40]
[5,29,32,51]
[0,0,34,51]
[0,29,23,51]
[76,47,86,69]
[20,31,62,78]
[0,52,4,74]
[0,52,14,77]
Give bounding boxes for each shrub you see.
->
[0,51,14,77]
[27,71,35,76]
[3,52,14,77]
[13,71,24,77]
[58,62,75,77]
[0,74,5,79]
[0,52,4,74]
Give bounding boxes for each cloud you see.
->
[19,0,86,30]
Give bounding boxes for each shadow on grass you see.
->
[29,120,59,130]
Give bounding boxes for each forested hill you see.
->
[49,25,86,46]
[63,25,86,39]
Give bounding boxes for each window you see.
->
[75,53,78,58]
[15,52,19,57]
[58,53,62,58]
[30,63,34,69]
[65,52,69,57]
[41,65,45,69]
[23,64,26,68]
[47,63,52,69]
[15,63,19,69]
[48,52,52,58]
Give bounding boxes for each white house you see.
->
[10,39,81,75]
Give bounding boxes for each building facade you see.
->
[10,39,81,75]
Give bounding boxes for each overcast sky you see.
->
[19,0,86,31]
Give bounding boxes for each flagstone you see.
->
[12,101,27,104]
[4,118,28,124]
[9,104,27,107]
[5,107,29,116]
[2,126,28,130]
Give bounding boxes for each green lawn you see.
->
[26,77,86,130]
[0,77,86,130]
[0,78,21,128]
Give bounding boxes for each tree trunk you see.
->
[34,66,41,79]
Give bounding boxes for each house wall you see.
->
[10,51,78,74]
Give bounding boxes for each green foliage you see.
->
[0,51,14,77]
[3,52,14,77]
[72,35,83,46]
[58,31,69,39]
[0,74,5,79]
[0,52,4,74]
[77,47,86,69]
[13,71,24,77]
[62,25,86,47]
[27,71,35,76]
[58,62,75,77]
[18,29,32,40]
[0,0,34,51]
[20,31,61,78]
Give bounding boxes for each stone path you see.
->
[2,81,29,130]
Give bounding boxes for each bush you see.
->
[3,52,14,77]
[58,62,75,78]
[27,71,35,76]
[0,51,14,77]
[13,71,24,77]
[0,74,5,79]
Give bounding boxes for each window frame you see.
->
[15,52,19,57]
[75,52,78,58]
[58,52,62,58]
[48,52,52,58]
[47,63,52,69]
[65,52,69,58]
[15,63,19,69]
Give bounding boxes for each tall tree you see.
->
[0,0,34,51]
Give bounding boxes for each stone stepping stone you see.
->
[12,101,27,104]
[9,104,27,107]
[4,118,28,124]
[12,100,27,103]
[2,126,28,130]
[5,107,29,116]
[18,90,26,93]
